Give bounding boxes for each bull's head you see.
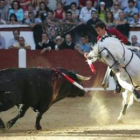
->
[56,68,90,97]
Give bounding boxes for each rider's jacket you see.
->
[97,28,129,45]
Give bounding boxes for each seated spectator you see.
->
[86,10,101,26]
[68,2,80,20]
[54,2,66,21]
[19,0,31,12]
[59,34,75,50]
[0,0,9,21]
[124,0,138,23]
[24,4,37,19]
[7,13,20,24]
[130,13,140,26]
[114,11,127,25]
[36,33,55,54]
[0,34,5,49]
[8,0,24,22]
[36,2,49,22]
[10,36,31,49]
[79,0,96,24]
[0,13,6,24]
[105,11,115,28]
[75,35,93,55]
[24,12,42,28]
[61,11,78,26]
[98,1,106,22]
[54,35,64,50]
[111,2,122,20]
[131,35,140,47]
[61,0,79,11]
[8,29,20,48]
[44,10,59,25]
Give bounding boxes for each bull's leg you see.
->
[0,118,5,129]
[117,90,133,123]
[7,104,29,128]
[35,111,44,130]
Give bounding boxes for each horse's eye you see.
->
[106,54,109,58]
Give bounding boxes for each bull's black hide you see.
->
[0,68,85,130]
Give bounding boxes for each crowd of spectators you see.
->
[0,0,140,54]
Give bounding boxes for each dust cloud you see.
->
[88,91,111,125]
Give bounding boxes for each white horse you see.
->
[86,36,140,123]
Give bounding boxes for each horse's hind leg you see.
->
[7,104,29,128]
[117,90,133,123]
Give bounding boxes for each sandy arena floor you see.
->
[0,91,140,140]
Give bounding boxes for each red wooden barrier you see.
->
[0,49,18,69]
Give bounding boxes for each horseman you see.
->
[94,21,131,93]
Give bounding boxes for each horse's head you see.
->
[85,44,100,63]
[85,37,124,73]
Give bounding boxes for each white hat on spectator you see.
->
[54,36,64,42]
[100,2,105,6]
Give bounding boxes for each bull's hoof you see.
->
[117,120,124,124]
[0,124,5,129]
[6,121,13,129]
[0,119,5,129]
[35,125,42,130]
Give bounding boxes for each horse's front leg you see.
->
[117,90,133,123]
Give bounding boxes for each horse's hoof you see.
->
[117,120,124,124]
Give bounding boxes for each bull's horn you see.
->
[76,74,91,80]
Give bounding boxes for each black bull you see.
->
[0,68,89,130]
